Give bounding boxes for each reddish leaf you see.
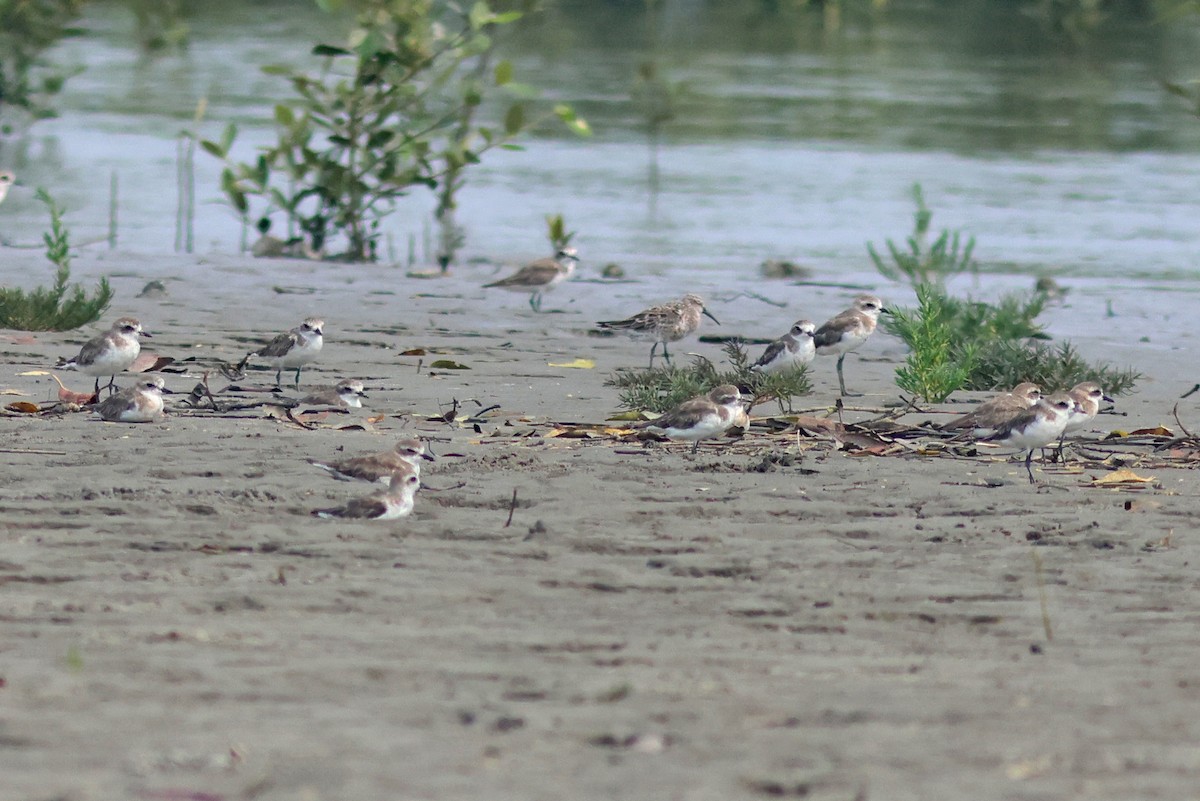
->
[128,353,176,373]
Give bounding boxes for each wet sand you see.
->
[3,251,1200,800]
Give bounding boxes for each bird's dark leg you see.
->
[1025,450,1036,484]
[1055,433,1067,463]
[691,440,699,455]
[648,342,659,369]
[293,366,302,388]
[836,354,860,397]
[662,341,672,365]
[274,367,283,388]
[93,377,101,397]
[105,375,117,396]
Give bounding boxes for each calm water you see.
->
[3,0,1200,285]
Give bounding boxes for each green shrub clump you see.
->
[0,189,113,331]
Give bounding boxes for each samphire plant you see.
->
[868,183,975,288]
[203,0,588,263]
[0,189,113,330]
[608,341,812,414]
[888,285,1138,402]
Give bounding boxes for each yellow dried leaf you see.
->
[544,428,565,439]
[606,410,651,422]
[547,358,595,369]
[0,389,26,396]
[1128,426,1173,437]
[366,414,385,424]
[5,401,40,414]
[17,370,49,376]
[1092,468,1155,486]
[603,427,634,436]
[429,359,469,370]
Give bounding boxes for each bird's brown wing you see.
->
[812,310,862,349]
[484,260,560,288]
[94,392,135,420]
[753,339,788,368]
[72,334,110,367]
[640,398,713,431]
[341,496,388,519]
[255,331,298,358]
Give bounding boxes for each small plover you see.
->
[1056,381,1114,457]
[312,468,420,520]
[483,247,579,312]
[598,293,719,368]
[299,379,367,409]
[240,317,324,387]
[61,316,151,396]
[751,320,816,375]
[0,171,15,206]
[1063,382,1113,435]
[638,384,746,454]
[814,294,888,397]
[943,382,1041,437]
[94,377,165,423]
[983,393,1076,484]
[309,437,434,484]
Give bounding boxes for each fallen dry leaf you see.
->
[400,348,426,356]
[547,358,595,369]
[606,410,653,422]
[127,353,177,373]
[1091,468,1155,486]
[429,359,469,370]
[5,401,40,414]
[50,374,98,405]
[0,389,26,396]
[366,414,385,424]
[1127,426,1173,437]
[17,370,49,377]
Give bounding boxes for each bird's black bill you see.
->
[702,308,720,325]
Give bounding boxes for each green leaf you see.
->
[199,140,225,158]
[554,104,592,136]
[313,44,352,57]
[494,60,513,86]
[504,103,525,136]
[219,122,238,153]
[274,104,295,127]
[468,1,492,29]
[261,64,293,77]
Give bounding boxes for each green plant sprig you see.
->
[0,189,113,331]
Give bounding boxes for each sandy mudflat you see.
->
[3,250,1200,801]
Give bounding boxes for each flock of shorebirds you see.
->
[38,241,1118,524]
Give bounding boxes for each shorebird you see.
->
[598,293,719,368]
[983,393,1076,484]
[813,294,888,397]
[0,171,15,206]
[942,382,1042,437]
[308,437,434,484]
[312,468,420,520]
[483,247,579,312]
[751,320,816,375]
[239,317,324,388]
[299,379,366,409]
[637,384,746,454]
[93,377,165,423]
[1056,381,1114,457]
[61,316,151,396]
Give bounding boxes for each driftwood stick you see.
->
[504,488,518,528]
